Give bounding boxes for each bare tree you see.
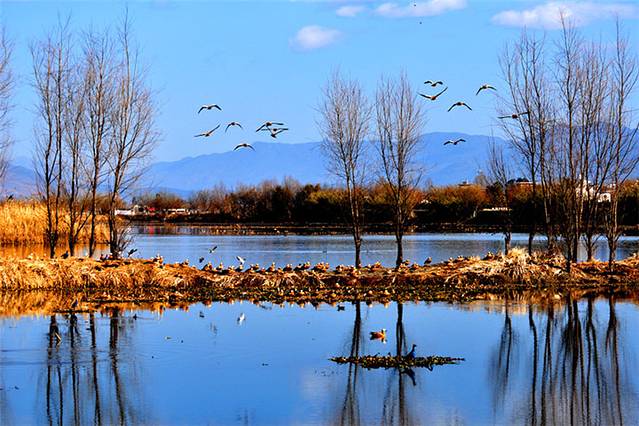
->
[554,17,584,270]
[0,28,13,186]
[62,53,90,256]
[604,20,639,270]
[375,73,424,268]
[106,15,158,257]
[31,20,72,258]
[318,71,371,268]
[498,31,556,254]
[83,28,116,257]
[487,140,513,255]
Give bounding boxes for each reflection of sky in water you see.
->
[3,228,639,268]
[126,229,639,267]
[0,299,637,424]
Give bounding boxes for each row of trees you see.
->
[31,16,158,258]
[493,18,638,269]
[319,72,424,268]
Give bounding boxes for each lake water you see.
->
[0,298,637,425]
[1,230,639,424]
[128,227,639,267]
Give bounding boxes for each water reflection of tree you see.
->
[490,296,635,425]
[334,302,419,426]
[43,308,146,425]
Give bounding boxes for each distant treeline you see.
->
[130,178,639,228]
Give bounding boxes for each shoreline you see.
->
[1,251,639,316]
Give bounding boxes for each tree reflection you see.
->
[334,302,419,426]
[491,296,635,425]
[42,308,146,425]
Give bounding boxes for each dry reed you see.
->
[0,200,109,245]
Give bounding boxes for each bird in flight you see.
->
[225,121,243,132]
[194,125,220,138]
[476,84,497,95]
[209,245,218,253]
[444,138,466,146]
[234,143,255,151]
[198,104,222,113]
[236,256,245,265]
[256,121,285,132]
[419,87,447,101]
[424,80,444,87]
[498,111,530,119]
[269,128,289,138]
[448,102,472,112]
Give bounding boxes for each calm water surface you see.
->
[0,298,637,425]
[2,229,639,424]
[128,227,639,267]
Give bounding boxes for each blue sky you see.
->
[2,0,638,162]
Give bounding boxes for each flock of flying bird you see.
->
[419,80,530,146]
[195,103,289,151]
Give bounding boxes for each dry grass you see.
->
[0,251,638,318]
[0,200,109,245]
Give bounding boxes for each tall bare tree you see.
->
[106,16,158,257]
[32,20,72,258]
[375,73,424,268]
[604,20,639,270]
[499,31,556,254]
[62,53,90,256]
[0,28,13,186]
[318,71,371,268]
[83,28,116,256]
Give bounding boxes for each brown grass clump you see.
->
[1,253,639,317]
[0,200,109,245]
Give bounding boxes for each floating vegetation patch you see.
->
[330,355,464,370]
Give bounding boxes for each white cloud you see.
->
[492,1,638,29]
[376,0,466,18]
[291,25,342,51]
[336,5,366,17]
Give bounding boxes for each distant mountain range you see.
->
[145,132,505,193]
[1,132,507,197]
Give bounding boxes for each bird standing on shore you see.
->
[198,104,222,113]
[61,251,69,259]
[405,343,417,359]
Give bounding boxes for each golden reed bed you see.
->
[0,201,109,245]
[1,249,639,316]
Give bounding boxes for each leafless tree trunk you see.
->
[487,140,513,255]
[0,28,13,187]
[375,72,424,268]
[62,57,90,257]
[32,20,72,258]
[554,17,584,271]
[318,71,371,268]
[83,28,115,257]
[498,31,555,254]
[577,41,609,262]
[106,15,158,257]
[604,20,639,271]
